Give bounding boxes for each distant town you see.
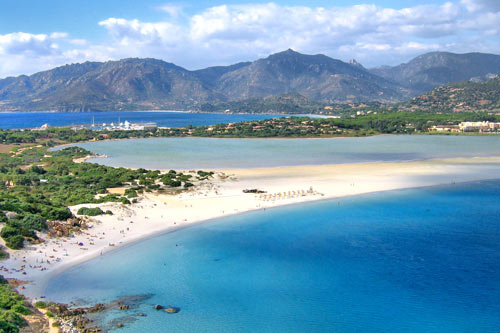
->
[431,121,500,133]
[34,120,158,131]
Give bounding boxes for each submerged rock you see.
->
[165,307,180,314]
[88,303,105,313]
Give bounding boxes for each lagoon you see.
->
[74,135,500,169]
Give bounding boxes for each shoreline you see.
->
[3,156,500,300]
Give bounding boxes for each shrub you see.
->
[0,310,26,329]
[124,189,138,198]
[177,173,192,182]
[11,304,30,315]
[19,229,37,240]
[34,301,47,309]
[162,177,181,187]
[0,226,20,239]
[0,248,9,261]
[44,207,72,221]
[197,170,214,178]
[120,197,131,205]
[5,236,24,250]
[29,165,46,175]
[0,319,19,333]
[19,215,46,231]
[77,207,104,216]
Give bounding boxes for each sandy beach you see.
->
[2,156,500,299]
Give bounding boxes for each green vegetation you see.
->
[0,248,9,260]
[401,77,500,113]
[197,171,214,178]
[124,188,138,198]
[76,207,107,216]
[34,301,48,309]
[0,144,213,250]
[4,236,25,250]
[185,112,500,137]
[0,275,31,333]
[76,207,113,216]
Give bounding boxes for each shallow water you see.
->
[45,180,500,332]
[73,135,500,169]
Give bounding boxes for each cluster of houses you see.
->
[430,121,500,133]
[203,118,341,135]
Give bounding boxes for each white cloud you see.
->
[0,32,55,56]
[461,0,500,12]
[1,1,500,78]
[0,32,106,77]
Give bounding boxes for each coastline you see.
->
[3,156,500,300]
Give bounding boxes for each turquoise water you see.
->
[45,180,500,332]
[0,111,287,129]
[74,135,500,169]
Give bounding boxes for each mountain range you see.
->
[370,52,500,94]
[1,49,499,112]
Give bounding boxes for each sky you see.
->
[0,0,499,78]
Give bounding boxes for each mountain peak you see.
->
[349,59,365,69]
[267,49,301,59]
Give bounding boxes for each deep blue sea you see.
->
[45,180,500,332]
[0,111,287,129]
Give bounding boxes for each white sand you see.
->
[2,156,500,299]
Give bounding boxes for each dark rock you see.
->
[82,328,102,333]
[88,303,106,313]
[72,315,90,328]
